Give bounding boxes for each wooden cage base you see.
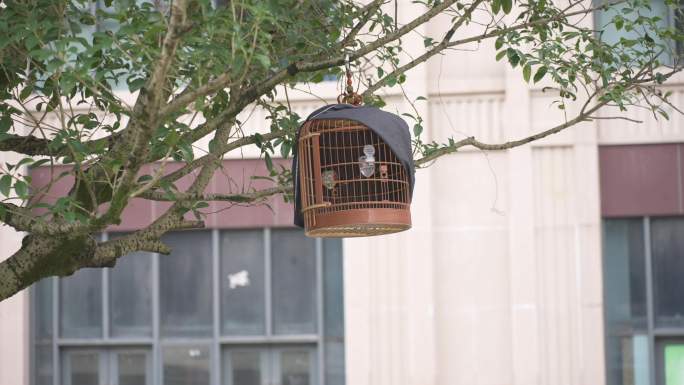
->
[304,208,411,238]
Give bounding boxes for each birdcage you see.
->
[297,117,412,237]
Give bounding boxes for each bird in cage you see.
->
[358,144,376,177]
[322,169,337,190]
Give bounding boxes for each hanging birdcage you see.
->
[295,116,413,237]
[292,59,414,238]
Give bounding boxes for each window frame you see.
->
[30,228,343,385]
[603,216,684,385]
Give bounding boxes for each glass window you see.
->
[323,239,345,385]
[34,344,53,385]
[664,342,684,385]
[222,346,317,385]
[595,0,674,64]
[271,229,317,335]
[162,345,211,385]
[60,268,103,338]
[110,250,153,338]
[160,231,213,337]
[33,229,344,385]
[116,351,150,385]
[279,348,316,385]
[62,350,100,385]
[603,219,647,332]
[651,218,684,329]
[603,217,684,385]
[220,230,266,336]
[34,277,53,340]
[222,349,266,385]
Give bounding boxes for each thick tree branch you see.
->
[93,0,190,228]
[0,202,87,235]
[140,184,292,203]
[0,233,97,301]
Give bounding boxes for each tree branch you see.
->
[140,184,292,203]
[339,0,384,48]
[414,99,610,166]
[364,0,617,97]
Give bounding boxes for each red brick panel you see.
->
[30,159,295,231]
[599,144,683,217]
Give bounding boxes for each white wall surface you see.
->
[1,1,684,384]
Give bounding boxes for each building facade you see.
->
[1,1,684,384]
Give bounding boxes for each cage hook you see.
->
[338,53,362,106]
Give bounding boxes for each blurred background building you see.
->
[1,1,684,384]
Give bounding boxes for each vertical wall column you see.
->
[505,66,541,385]
[343,0,436,384]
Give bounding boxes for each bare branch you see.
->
[140,185,292,203]
[364,0,619,97]
[339,0,384,48]
[160,72,232,116]
[415,99,610,166]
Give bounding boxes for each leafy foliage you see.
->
[0,0,682,300]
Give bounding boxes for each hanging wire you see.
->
[337,53,363,105]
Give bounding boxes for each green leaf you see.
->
[0,116,11,133]
[16,157,34,168]
[0,175,11,197]
[496,50,507,61]
[264,152,274,172]
[523,64,531,82]
[14,180,28,198]
[492,0,501,14]
[127,78,146,92]
[255,54,271,69]
[533,66,548,83]
[506,48,520,67]
[280,141,292,158]
[502,0,513,14]
[19,86,33,101]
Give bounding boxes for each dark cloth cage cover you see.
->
[292,104,415,237]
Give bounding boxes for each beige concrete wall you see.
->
[2,1,684,384]
[0,148,29,385]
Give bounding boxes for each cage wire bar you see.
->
[298,118,411,237]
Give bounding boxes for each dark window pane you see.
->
[220,230,265,336]
[323,239,345,385]
[223,350,264,385]
[117,352,148,385]
[63,351,100,385]
[34,343,53,385]
[160,231,212,337]
[651,218,684,328]
[60,269,103,338]
[280,349,314,385]
[605,335,650,385]
[271,229,317,335]
[603,219,647,332]
[33,277,53,341]
[110,251,152,338]
[163,346,210,385]
[595,0,673,65]
[603,219,648,385]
